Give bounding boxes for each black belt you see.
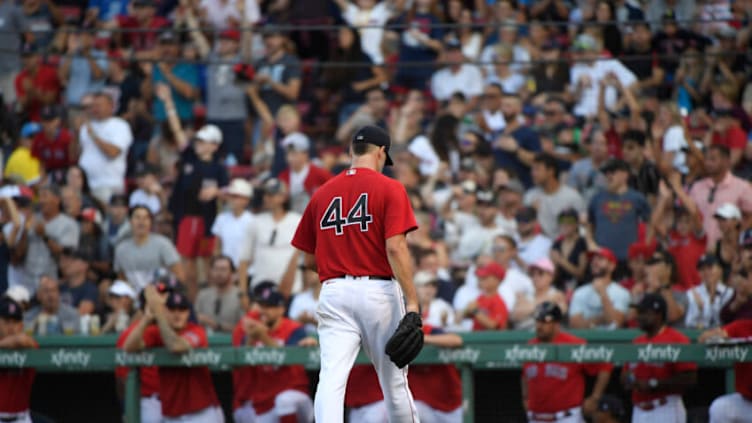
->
[337,275,393,280]
[0,417,22,422]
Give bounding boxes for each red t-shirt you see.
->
[524,332,613,413]
[143,323,219,417]
[115,320,160,397]
[0,340,37,413]
[31,128,73,171]
[605,128,623,159]
[292,167,418,282]
[279,164,333,196]
[667,230,706,291]
[231,314,309,413]
[14,65,61,122]
[408,325,463,411]
[473,293,508,331]
[116,16,170,51]
[625,327,698,403]
[712,125,747,151]
[724,319,752,399]
[345,365,384,407]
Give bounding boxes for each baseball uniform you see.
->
[142,323,224,422]
[709,319,752,423]
[625,327,697,423]
[231,312,313,423]
[116,319,162,423]
[346,365,387,423]
[292,161,420,423]
[524,331,613,423]
[0,341,36,423]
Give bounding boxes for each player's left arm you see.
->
[386,233,419,313]
[0,333,35,349]
[583,368,612,414]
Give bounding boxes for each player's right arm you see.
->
[123,315,151,352]
[386,234,419,314]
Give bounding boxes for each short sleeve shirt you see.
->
[114,234,181,292]
[569,282,631,328]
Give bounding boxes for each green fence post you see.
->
[461,364,474,423]
[125,369,140,423]
[726,368,735,394]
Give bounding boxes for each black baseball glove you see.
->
[385,311,424,368]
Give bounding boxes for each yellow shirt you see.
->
[4,146,41,185]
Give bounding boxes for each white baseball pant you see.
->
[314,277,420,423]
[349,401,387,423]
[162,405,225,423]
[234,401,257,423]
[141,394,162,423]
[527,406,584,423]
[415,401,463,423]
[255,390,314,423]
[631,395,685,423]
[0,411,31,423]
[710,393,752,422]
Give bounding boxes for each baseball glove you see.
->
[385,311,424,368]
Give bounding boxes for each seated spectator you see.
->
[512,258,568,330]
[409,214,450,273]
[288,269,321,336]
[278,132,333,214]
[32,106,74,182]
[195,256,242,333]
[15,44,61,122]
[569,248,631,329]
[211,178,255,272]
[4,122,42,185]
[515,207,552,266]
[621,131,660,201]
[390,0,444,90]
[415,271,455,330]
[101,280,136,334]
[455,191,509,262]
[711,203,743,281]
[479,21,530,77]
[24,276,80,335]
[550,208,589,291]
[430,38,483,106]
[59,27,108,107]
[475,83,506,138]
[58,247,98,316]
[643,250,688,327]
[129,164,164,215]
[721,270,752,323]
[685,255,734,329]
[460,261,509,331]
[492,92,541,188]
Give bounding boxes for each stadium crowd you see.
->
[0,0,752,421]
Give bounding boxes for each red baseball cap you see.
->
[220,29,241,42]
[627,242,656,260]
[475,262,506,280]
[590,247,617,264]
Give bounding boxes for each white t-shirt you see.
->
[289,164,310,197]
[343,2,392,64]
[570,58,637,117]
[497,267,535,312]
[462,33,483,60]
[480,44,530,76]
[430,64,484,101]
[129,189,161,215]
[663,125,688,174]
[485,72,527,95]
[289,289,318,334]
[211,210,255,269]
[569,282,631,329]
[423,298,456,330]
[78,117,133,191]
[517,234,553,266]
[407,135,441,177]
[200,0,260,29]
[238,211,302,292]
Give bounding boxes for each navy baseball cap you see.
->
[0,297,23,321]
[256,288,286,307]
[632,293,667,316]
[165,292,191,310]
[516,206,537,223]
[696,254,720,269]
[534,301,563,322]
[250,280,277,300]
[352,125,393,166]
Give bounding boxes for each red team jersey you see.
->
[143,323,219,417]
[345,365,384,407]
[523,332,613,413]
[292,167,417,281]
[0,340,37,413]
[115,320,160,397]
[473,293,508,330]
[408,325,463,412]
[626,327,698,403]
[723,319,752,399]
[231,313,310,414]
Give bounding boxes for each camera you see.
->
[234,64,255,83]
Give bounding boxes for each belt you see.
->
[635,397,668,411]
[336,275,393,280]
[528,406,579,421]
[0,414,27,423]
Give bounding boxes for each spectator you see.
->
[105,52,144,117]
[31,105,74,182]
[720,269,752,323]
[114,205,184,293]
[336,0,396,64]
[414,249,454,303]
[623,23,665,96]
[129,165,164,215]
[655,103,690,176]
[24,275,79,335]
[484,43,527,97]
[621,131,660,201]
[252,25,302,117]
[58,247,98,316]
[0,190,26,293]
[515,207,553,266]
[0,297,36,422]
[479,19,530,76]
[685,254,734,329]
[198,0,246,30]
[211,178,254,271]
[103,194,130,249]
[60,186,83,220]
[450,7,482,60]
[525,153,586,238]
[492,92,541,188]
[408,214,450,274]
[712,203,743,280]
[569,248,631,329]
[706,108,747,168]
[512,259,568,330]
[475,83,506,138]
[430,38,483,106]
[550,208,589,290]
[651,10,707,77]
[4,122,42,185]
[415,270,455,330]
[455,190,508,262]
[195,256,242,333]
[460,261,509,330]
[391,0,444,89]
[147,31,199,124]
[101,280,136,334]
[643,250,688,327]
[15,44,60,122]
[278,132,333,214]
[568,128,610,202]
[587,0,622,56]
[529,42,570,103]
[58,27,108,107]
[112,0,169,52]
[78,91,133,204]
[0,1,28,106]
[64,165,101,211]
[85,0,129,23]
[288,268,320,335]
[689,145,752,248]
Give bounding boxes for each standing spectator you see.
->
[515,207,553,266]
[58,27,108,107]
[621,131,660,201]
[525,153,586,238]
[211,178,254,270]
[588,159,650,265]
[493,93,541,188]
[195,256,242,333]
[569,248,631,329]
[168,124,228,300]
[148,31,199,124]
[550,208,589,290]
[415,271,455,330]
[58,247,98,316]
[252,26,302,117]
[689,145,752,248]
[0,297,36,423]
[460,261,509,331]
[0,1,28,106]
[4,122,42,185]
[113,0,169,52]
[124,287,224,422]
[622,294,697,423]
[278,132,333,214]
[106,52,144,117]
[15,44,60,122]
[32,105,74,181]
[335,0,396,64]
[114,205,184,293]
[529,41,570,102]
[706,108,747,168]
[711,203,742,280]
[104,194,130,249]
[567,129,610,202]
[391,0,444,90]
[429,38,483,105]
[720,270,752,323]
[78,92,133,204]
[24,276,79,335]
[685,255,734,329]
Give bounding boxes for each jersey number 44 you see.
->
[319,193,373,235]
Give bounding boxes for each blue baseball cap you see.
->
[20,122,41,138]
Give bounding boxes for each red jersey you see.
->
[143,323,219,417]
[115,319,160,397]
[14,65,61,122]
[667,229,706,291]
[408,325,463,411]
[32,128,73,171]
[292,167,417,282]
[523,332,612,413]
[712,125,747,151]
[231,314,309,413]
[279,164,333,196]
[0,340,37,413]
[723,319,752,399]
[625,327,698,403]
[116,16,170,51]
[473,293,508,331]
[345,365,383,407]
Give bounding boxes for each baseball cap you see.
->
[646,249,674,266]
[475,262,506,280]
[628,242,656,260]
[557,208,579,223]
[80,207,103,226]
[600,158,630,174]
[714,203,742,220]
[0,297,23,321]
[225,178,253,198]
[696,254,720,269]
[263,177,287,195]
[165,291,191,310]
[219,29,241,42]
[195,124,223,144]
[460,180,477,194]
[109,280,136,300]
[515,206,537,223]
[251,280,277,300]
[4,286,31,305]
[281,132,311,152]
[534,301,563,322]
[20,122,41,138]
[530,258,555,274]
[256,288,285,307]
[476,190,496,205]
[41,105,61,121]
[597,395,625,418]
[414,271,438,286]
[590,247,618,265]
[632,293,667,315]
[109,194,128,207]
[352,125,393,166]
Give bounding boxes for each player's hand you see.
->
[298,337,318,347]
[582,396,599,416]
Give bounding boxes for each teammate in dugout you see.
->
[291,125,423,422]
[699,318,752,422]
[124,287,223,422]
[522,302,613,423]
[622,294,697,423]
[232,287,316,423]
[0,297,36,423]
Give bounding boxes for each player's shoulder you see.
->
[726,319,752,337]
[661,327,691,343]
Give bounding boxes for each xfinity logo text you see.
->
[705,346,749,362]
[242,348,286,365]
[637,345,681,362]
[504,345,547,362]
[180,349,221,367]
[115,351,155,366]
[0,352,27,367]
[51,349,91,367]
[569,345,615,363]
[438,347,480,364]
